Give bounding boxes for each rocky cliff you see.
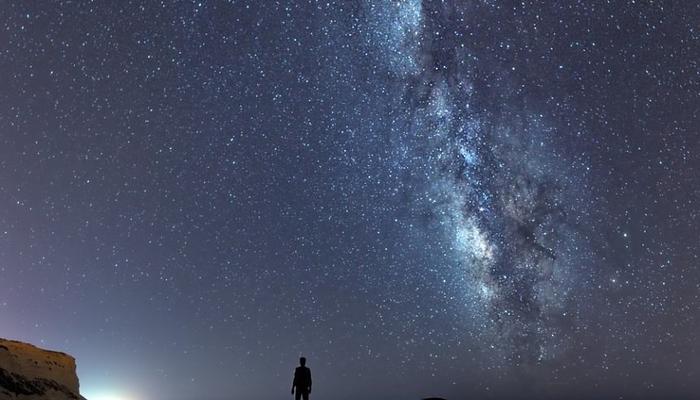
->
[0,338,84,400]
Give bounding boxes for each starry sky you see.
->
[1,1,698,400]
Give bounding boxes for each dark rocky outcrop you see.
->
[0,338,85,400]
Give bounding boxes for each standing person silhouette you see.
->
[291,357,312,400]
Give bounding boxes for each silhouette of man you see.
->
[291,356,312,400]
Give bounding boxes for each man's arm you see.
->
[308,369,312,391]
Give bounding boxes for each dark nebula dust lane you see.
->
[0,2,698,400]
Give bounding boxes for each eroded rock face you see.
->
[0,338,84,400]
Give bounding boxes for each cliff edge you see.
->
[0,338,85,400]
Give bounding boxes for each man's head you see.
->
[299,357,306,366]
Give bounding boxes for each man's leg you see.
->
[301,391,309,400]
[295,390,302,400]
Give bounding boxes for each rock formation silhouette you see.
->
[0,338,85,400]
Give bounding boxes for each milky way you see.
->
[366,0,595,364]
[1,2,698,400]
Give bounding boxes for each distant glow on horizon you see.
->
[82,390,138,400]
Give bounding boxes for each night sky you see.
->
[1,1,698,400]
